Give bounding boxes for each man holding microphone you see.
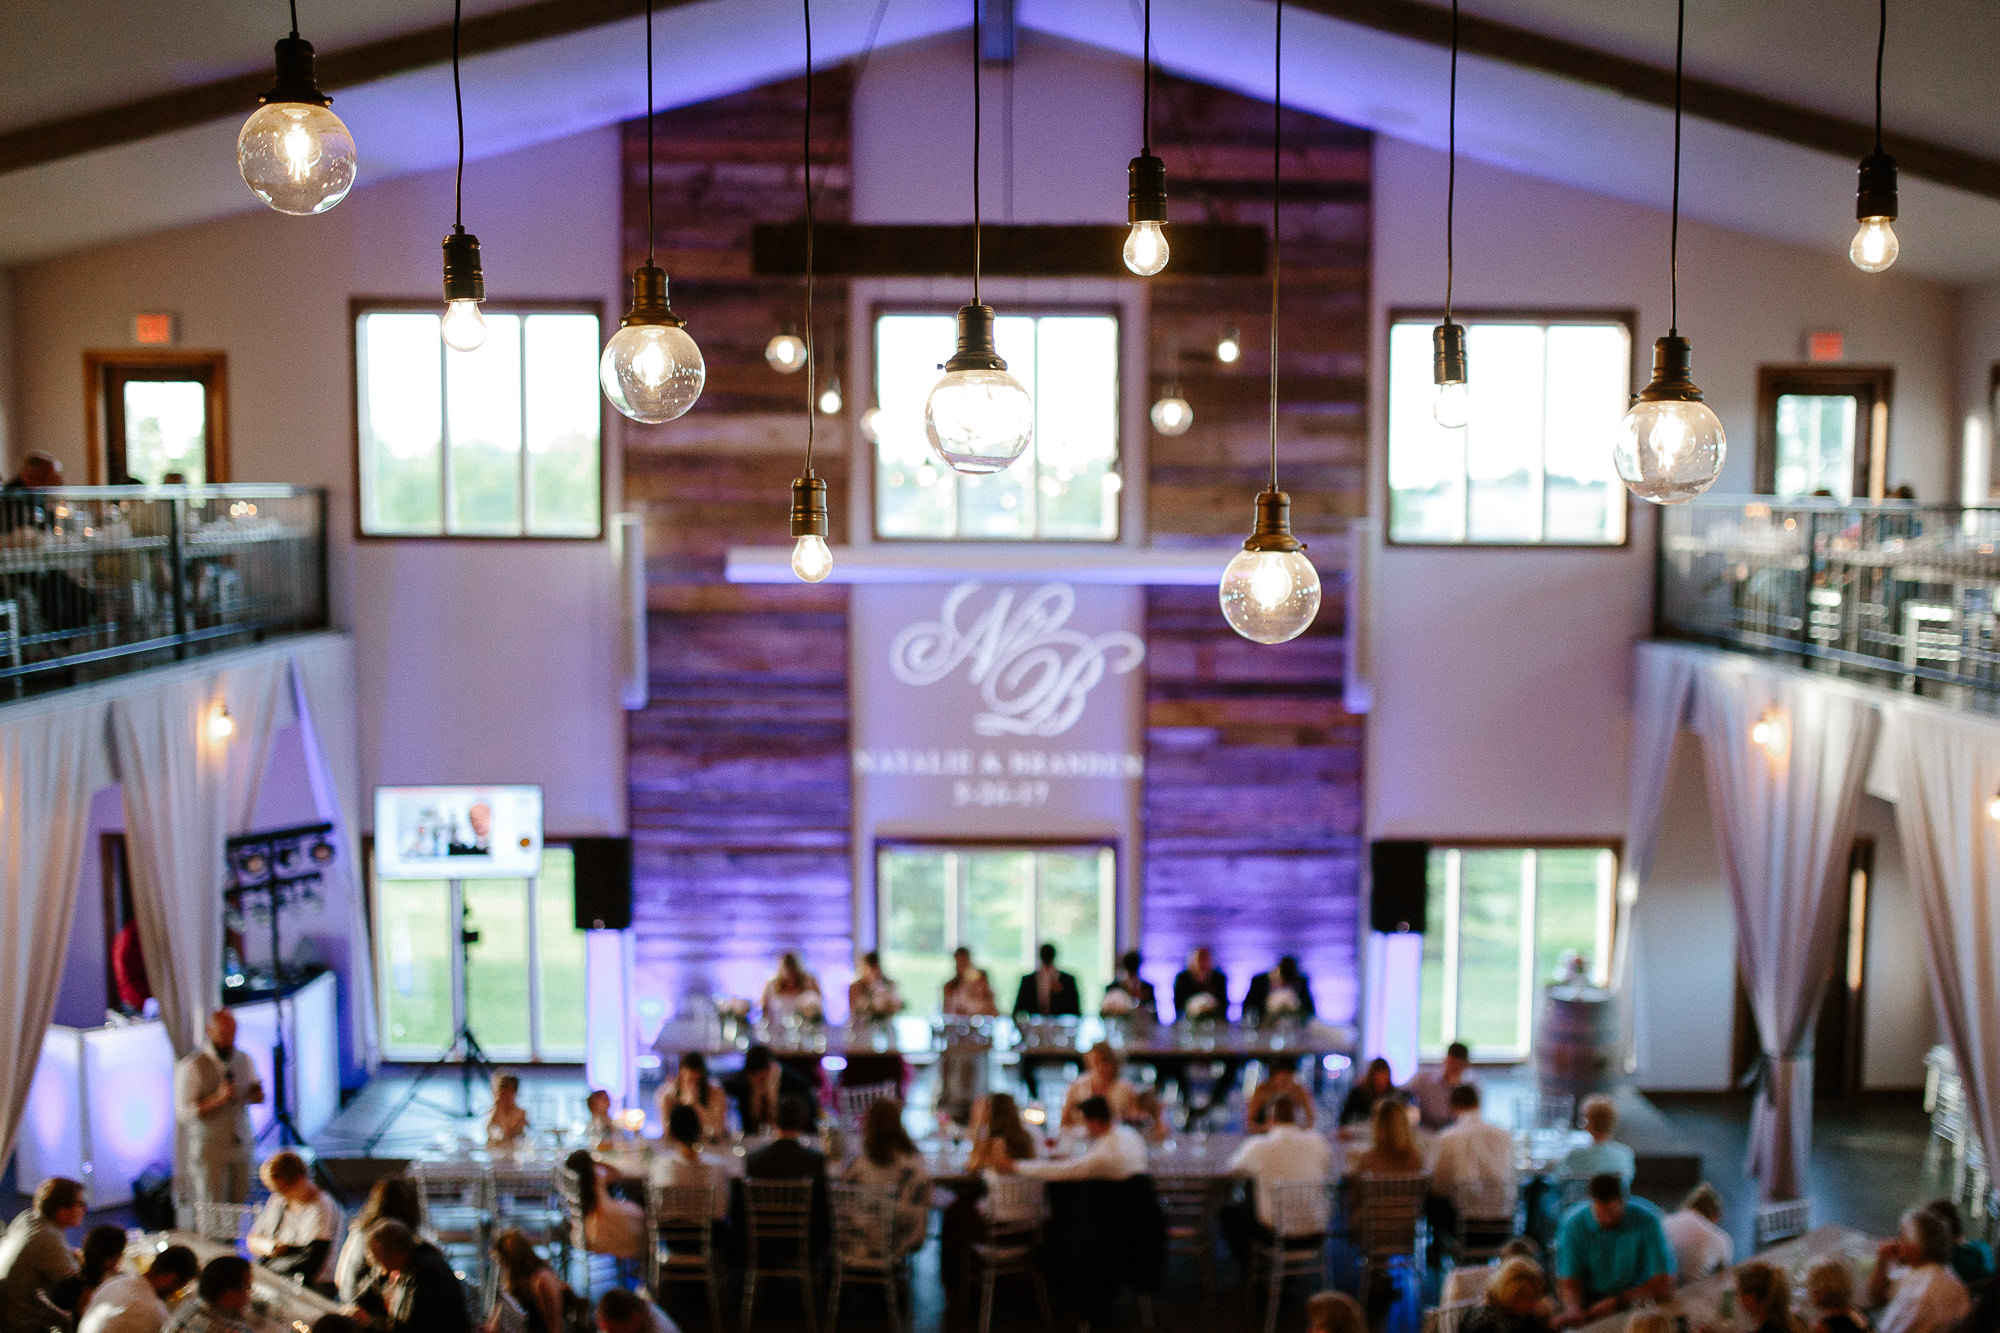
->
[173,1010,265,1206]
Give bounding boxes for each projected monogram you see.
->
[888,583,1146,738]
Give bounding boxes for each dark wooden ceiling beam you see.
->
[750,222,1269,277]
[1290,0,2000,201]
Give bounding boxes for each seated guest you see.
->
[1552,1175,1674,1328]
[79,1245,199,1333]
[1,1175,87,1333]
[1308,1290,1369,1333]
[56,1227,130,1318]
[1864,1207,1972,1333]
[1407,1042,1475,1130]
[1806,1259,1874,1333]
[1718,1262,1811,1333]
[1103,950,1158,1020]
[1429,1084,1517,1241]
[485,1072,529,1148]
[966,1094,1039,1176]
[1340,1058,1402,1127]
[1013,942,1081,1018]
[248,1151,343,1289]
[485,1230,575,1333]
[744,1098,830,1255]
[1248,1056,1317,1132]
[163,1257,254,1333]
[1662,1183,1733,1282]
[1561,1095,1636,1184]
[333,1178,422,1304]
[1464,1257,1557,1333]
[584,1090,627,1146]
[1018,1096,1147,1182]
[722,1044,817,1135]
[658,1053,728,1141]
[1243,955,1317,1025]
[1060,1043,1140,1128]
[1172,947,1231,1020]
[847,951,904,1023]
[353,1221,471,1333]
[942,948,1000,1016]
[1923,1199,1994,1285]
[839,1099,931,1256]
[1356,1096,1426,1174]
[1446,1237,1546,1307]
[564,1151,645,1262]
[760,950,822,1025]
[594,1288,680,1333]
[651,1105,738,1222]
[1222,1099,1332,1267]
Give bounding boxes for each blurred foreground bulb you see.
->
[239,37,356,215]
[926,304,1034,473]
[1124,155,1170,275]
[858,407,883,445]
[818,375,843,416]
[765,330,807,373]
[1851,152,1900,273]
[439,229,487,352]
[1150,392,1193,436]
[1614,335,1726,503]
[1987,792,2000,823]
[1216,327,1243,365]
[1431,322,1469,429]
[789,476,832,583]
[602,265,705,423]
[1218,489,1321,644]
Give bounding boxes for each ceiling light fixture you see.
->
[1431,0,1469,431]
[818,373,844,416]
[601,0,706,423]
[1123,0,1169,276]
[789,0,833,585]
[438,0,487,353]
[1219,0,1320,647]
[238,0,356,215]
[1613,0,1725,505]
[1150,383,1193,436]
[925,0,1034,475]
[766,327,808,373]
[1216,326,1242,364]
[1851,0,1899,272]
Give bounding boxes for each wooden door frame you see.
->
[82,349,230,485]
[1753,364,1893,501]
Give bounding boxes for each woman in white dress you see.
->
[760,951,823,1026]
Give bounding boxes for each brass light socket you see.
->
[1855,151,1898,224]
[1635,335,1705,404]
[1432,321,1468,387]
[621,264,686,329]
[262,36,332,107]
[440,229,484,304]
[1127,154,1169,225]
[1242,487,1306,554]
[789,475,829,538]
[943,303,1008,374]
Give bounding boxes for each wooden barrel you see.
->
[1535,982,1620,1098]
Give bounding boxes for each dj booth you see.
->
[12,970,339,1207]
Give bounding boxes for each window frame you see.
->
[1413,836,1623,1062]
[1754,364,1893,502]
[83,349,230,485]
[867,300,1126,544]
[1384,307,1638,551]
[349,297,608,544]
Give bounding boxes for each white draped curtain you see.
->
[1887,703,2000,1179]
[0,701,109,1164]
[1614,646,1700,1069]
[1689,662,1879,1202]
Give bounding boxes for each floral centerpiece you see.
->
[1100,988,1137,1019]
[713,994,752,1045]
[796,990,825,1024]
[1182,992,1221,1027]
[1262,986,1302,1029]
[853,981,903,1025]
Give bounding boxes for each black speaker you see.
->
[1369,839,1430,933]
[570,837,633,930]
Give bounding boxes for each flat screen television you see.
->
[373,785,544,879]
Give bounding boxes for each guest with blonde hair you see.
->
[1805,1259,1874,1333]
[1356,1095,1424,1174]
[1561,1095,1636,1183]
[1308,1290,1368,1333]
[1465,1257,1556,1333]
[1663,1182,1733,1282]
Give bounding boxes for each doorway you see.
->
[84,350,230,485]
[1754,365,1892,502]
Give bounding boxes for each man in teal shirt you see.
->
[1554,1175,1676,1327]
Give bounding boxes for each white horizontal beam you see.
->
[724,544,1236,585]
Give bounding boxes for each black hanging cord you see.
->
[646,0,657,267]
[1142,0,1152,158]
[1873,0,1886,153]
[289,0,300,39]
[452,0,465,230]
[972,0,983,306]
[1444,0,1458,325]
[804,0,816,476]
[1268,0,1281,492]
[1669,0,1683,337]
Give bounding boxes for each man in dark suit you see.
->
[1242,954,1317,1024]
[743,1097,829,1256]
[722,1045,819,1135]
[1013,941,1081,1018]
[356,1220,473,1333]
[1171,946,1231,1021]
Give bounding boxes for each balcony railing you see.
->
[1656,498,2000,710]
[0,485,327,698]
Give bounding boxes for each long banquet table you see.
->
[126,1231,342,1332]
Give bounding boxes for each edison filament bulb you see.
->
[1614,336,1726,503]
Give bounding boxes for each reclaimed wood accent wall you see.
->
[1140,76,1369,1024]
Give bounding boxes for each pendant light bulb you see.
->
[1615,336,1727,504]
[440,229,487,353]
[1124,156,1170,276]
[858,407,883,445]
[238,36,356,215]
[1852,152,1900,273]
[791,535,832,582]
[766,330,808,373]
[789,475,832,584]
[602,266,705,423]
[818,375,844,416]
[1850,218,1899,273]
[1432,322,1469,430]
[441,300,487,353]
[1987,792,2000,823]
[1219,490,1321,644]
[1151,391,1193,436]
[1217,328,1243,364]
[207,704,236,742]
[925,304,1034,474]
[1124,222,1169,276]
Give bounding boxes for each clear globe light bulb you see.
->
[818,380,844,415]
[791,534,833,583]
[1124,221,1169,276]
[1150,395,1193,436]
[601,324,706,424]
[1850,218,1899,273]
[1217,329,1242,364]
[925,367,1034,474]
[765,332,807,373]
[441,300,487,353]
[1433,381,1469,429]
[238,103,356,215]
[1615,398,1726,503]
[1219,548,1322,644]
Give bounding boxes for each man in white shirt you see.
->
[246,1151,343,1288]
[1660,1183,1733,1283]
[1223,1098,1332,1263]
[1866,1207,1972,1333]
[173,1010,264,1206]
[79,1246,199,1333]
[1,1178,87,1333]
[1018,1096,1147,1182]
[1430,1084,1517,1215]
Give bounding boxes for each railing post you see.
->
[168,493,188,658]
[1803,508,1821,660]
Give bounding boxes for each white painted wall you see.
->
[8,130,631,835]
[1957,280,2000,502]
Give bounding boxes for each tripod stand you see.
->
[226,823,335,1151]
[364,897,497,1153]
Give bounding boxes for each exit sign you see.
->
[1805,330,1845,362]
[133,312,178,345]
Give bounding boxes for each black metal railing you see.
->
[0,485,327,698]
[1656,498,2000,710]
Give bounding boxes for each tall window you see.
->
[375,845,587,1061]
[1755,365,1892,501]
[873,311,1121,540]
[355,305,602,538]
[86,351,229,485]
[878,844,1115,1015]
[1388,314,1631,545]
[1418,844,1617,1060]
